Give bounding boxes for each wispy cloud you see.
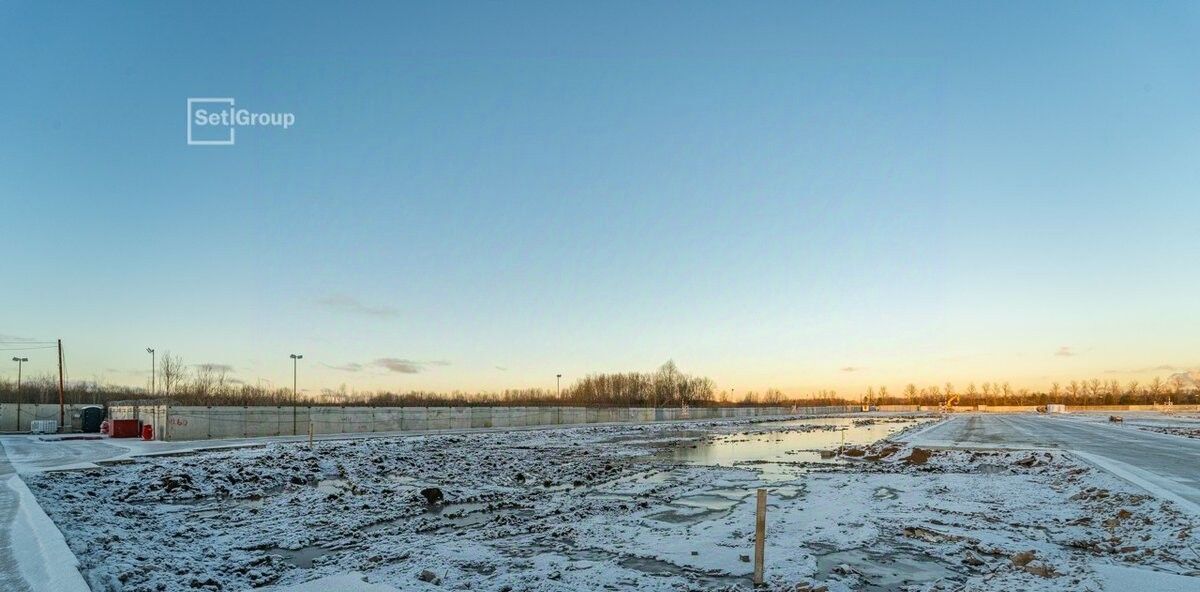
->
[0,333,39,342]
[323,362,364,372]
[325,358,451,374]
[1105,364,1186,374]
[1054,346,1076,357]
[840,366,860,372]
[495,365,508,371]
[373,358,425,374]
[316,294,399,318]
[194,363,235,373]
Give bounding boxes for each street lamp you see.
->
[146,348,155,397]
[290,354,303,435]
[12,357,27,431]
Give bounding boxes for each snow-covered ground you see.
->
[22,415,1200,591]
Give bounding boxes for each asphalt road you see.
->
[906,413,1200,513]
[0,441,33,592]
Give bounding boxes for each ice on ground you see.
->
[25,416,1200,592]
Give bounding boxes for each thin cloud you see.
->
[317,294,399,318]
[840,366,860,372]
[1054,346,1076,357]
[326,358,450,374]
[0,334,39,342]
[1105,364,1185,374]
[195,363,235,373]
[373,358,425,374]
[495,365,508,371]
[323,362,364,372]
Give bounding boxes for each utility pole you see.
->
[57,339,65,432]
[146,348,156,396]
[12,357,27,432]
[290,354,303,435]
[556,374,562,399]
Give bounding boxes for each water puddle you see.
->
[657,417,933,480]
[674,493,743,511]
[814,545,960,591]
[872,487,900,500]
[267,545,327,569]
[529,545,744,588]
[315,478,348,495]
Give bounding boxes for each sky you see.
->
[1,2,1198,397]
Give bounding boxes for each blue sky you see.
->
[1,2,1197,396]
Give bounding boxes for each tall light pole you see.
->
[290,354,303,435]
[12,357,27,431]
[556,374,562,400]
[146,348,155,396]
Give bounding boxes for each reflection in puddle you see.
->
[658,417,933,479]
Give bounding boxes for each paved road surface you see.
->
[0,441,33,592]
[906,413,1200,513]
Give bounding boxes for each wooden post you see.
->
[308,420,314,449]
[753,488,766,585]
[57,339,65,432]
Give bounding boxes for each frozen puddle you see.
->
[813,544,960,591]
[657,416,934,479]
[269,545,327,569]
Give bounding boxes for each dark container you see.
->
[80,407,105,433]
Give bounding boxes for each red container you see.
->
[141,424,154,441]
[109,419,141,438]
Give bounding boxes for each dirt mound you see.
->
[902,448,932,465]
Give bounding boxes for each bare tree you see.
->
[1169,376,1185,400]
[903,383,917,403]
[159,352,187,397]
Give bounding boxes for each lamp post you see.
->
[146,348,155,396]
[12,357,27,432]
[290,354,303,435]
[556,374,562,399]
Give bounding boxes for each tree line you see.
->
[0,358,772,408]
[1,353,1194,408]
[861,377,1198,407]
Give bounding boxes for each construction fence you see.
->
[0,403,101,432]
[109,404,861,442]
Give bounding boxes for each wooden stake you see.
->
[753,488,766,585]
[308,420,314,449]
[57,339,65,432]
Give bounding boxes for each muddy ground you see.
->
[26,416,1200,592]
